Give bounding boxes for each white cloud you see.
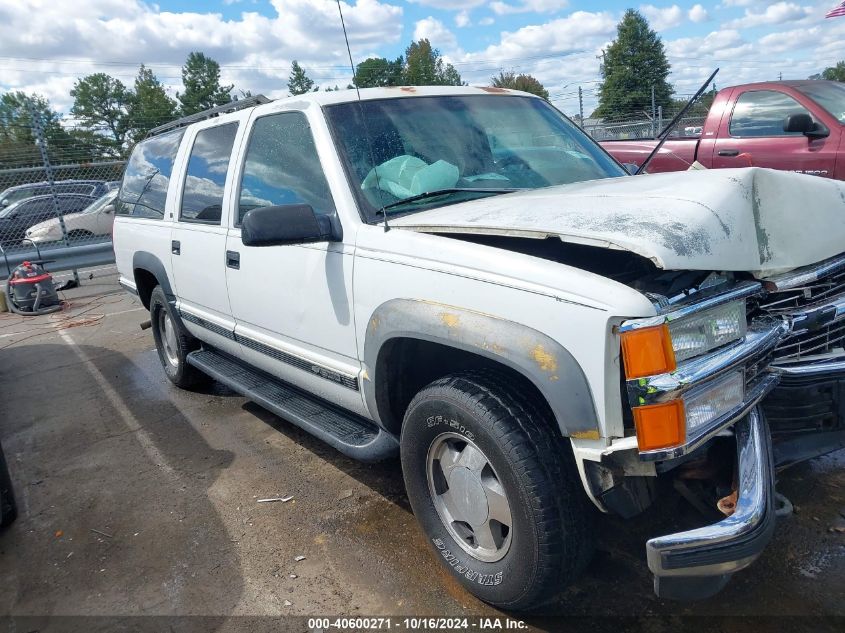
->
[490,1,569,16]
[413,17,458,51]
[688,4,709,23]
[0,0,405,108]
[479,16,495,26]
[455,10,471,28]
[639,4,684,31]
[726,2,814,29]
[408,0,485,7]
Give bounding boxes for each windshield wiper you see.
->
[379,188,521,213]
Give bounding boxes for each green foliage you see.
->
[178,52,233,115]
[810,61,845,82]
[404,39,464,86]
[288,61,316,95]
[353,57,404,88]
[127,65,177,142]
[595,9,673,120]
[491,71,549,100]
[70,72,131,153]
[0,92,108,167]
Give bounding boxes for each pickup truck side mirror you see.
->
[241,204,339,247]
[783,113,829,139]
[103,204,115,215]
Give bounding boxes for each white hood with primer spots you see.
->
[390,167,845,277]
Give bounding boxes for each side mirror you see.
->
[241,204,339,247]
[103,204,115,215]
[783,113,829,139]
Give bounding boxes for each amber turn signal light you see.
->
[621,323,676,379]
[633,400,686,452]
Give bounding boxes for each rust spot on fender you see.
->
[369,317,379,332]
[531,344,558,372]
[571,429,600,440]
[440,313,461,328]
[480,86,509,94]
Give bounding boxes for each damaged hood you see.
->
[390,167,845,276]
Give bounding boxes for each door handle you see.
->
[718,149,740,157]
[226,250,240,270]
[171,240,180,255]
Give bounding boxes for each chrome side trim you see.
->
[646,407,775,581]
[762,252,845,292]
[770,357,845,377]
[788,293,845,334]
[627,319,787,406]
[638,373,779,462]
[619,281,762,332]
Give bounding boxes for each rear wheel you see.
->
[149,285,205,389]
[400,370,593,610]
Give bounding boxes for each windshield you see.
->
[324,95,626,220]
[82,192,117,215]
[799,82,845,124]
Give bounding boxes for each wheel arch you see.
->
[362,299,600,440]
[132,251,174,310]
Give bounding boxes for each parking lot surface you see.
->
[0,269,843,631]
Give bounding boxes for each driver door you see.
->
[225,109,364,415]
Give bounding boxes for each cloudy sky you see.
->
[0,0,843,117]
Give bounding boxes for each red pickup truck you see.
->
[601,80,845,180]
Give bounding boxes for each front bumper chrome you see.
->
[646,406,775,600]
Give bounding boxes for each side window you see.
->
[180,123,238,224]
[60,197,89,213]
[117,129,184,218]
[729,91,811,137]
[237,112,335,225]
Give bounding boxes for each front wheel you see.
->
[149,285,205,389]
[401,370,593,610]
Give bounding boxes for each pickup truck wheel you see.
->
[401,370,592,610]
[0,442,17,528]
[149,286,205,389]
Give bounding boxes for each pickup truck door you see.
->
[224,109,365,415]
[169,115,248,356]
[710,88,838,177]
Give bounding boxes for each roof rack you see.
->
[146,94,272,138]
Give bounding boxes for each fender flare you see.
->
[362,298,600,439]
[132,251,174,305]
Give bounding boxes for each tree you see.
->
[70,73,131,152]
[178,52,233,115]
[354,57,404,88]
[594,9,672,120]
[491,71,549,100]
[404,39,464,86]
[127,65,177,142]
[810,61,845,82]
[288,61,315,95]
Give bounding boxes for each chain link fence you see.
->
[583,115,707,141]
[0,110,126,277]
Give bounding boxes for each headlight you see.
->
[633,370,745,452]
[668,299,747,363]
[621,299,746,378]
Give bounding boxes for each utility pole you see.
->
[578,86,584,128]
[651,85,656,137]
[778,72,783,81]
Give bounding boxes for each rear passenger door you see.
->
[170,115,246,346]
[224,109,364,414]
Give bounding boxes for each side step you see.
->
[187,348,398,462]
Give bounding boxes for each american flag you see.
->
[827,1,845,18]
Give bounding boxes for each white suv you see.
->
[114,87,845,608]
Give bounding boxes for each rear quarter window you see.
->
[117,129,185,218]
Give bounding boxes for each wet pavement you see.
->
[0,269,842,631]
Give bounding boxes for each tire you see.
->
[401,370,593,611]
[0,442,17,529]
[149,285,206,389]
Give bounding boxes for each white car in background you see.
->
[25,191,117,244]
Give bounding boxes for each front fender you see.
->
[362,298,600,439]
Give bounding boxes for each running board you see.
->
[187,348,398,462]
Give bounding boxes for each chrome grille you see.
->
[773,320,845,362]
[759,268,845,315]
